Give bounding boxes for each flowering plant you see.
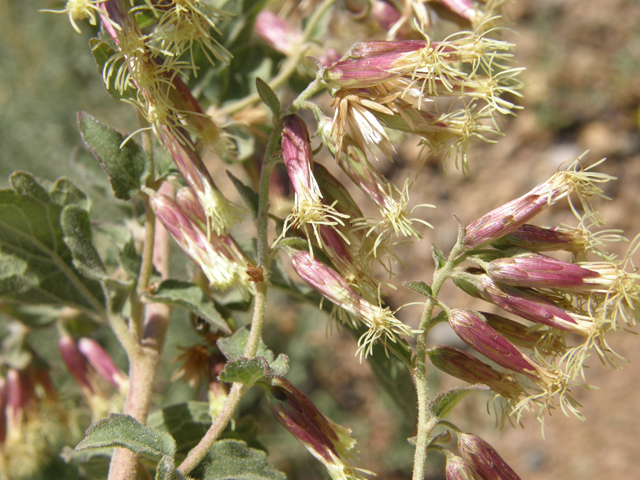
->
[1,1,638,479]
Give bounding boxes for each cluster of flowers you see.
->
[430,159,639,425]
[0,324,127,477]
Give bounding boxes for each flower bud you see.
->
[150,193,251,294]
[159,128,243,236]
[282,115,322,205]
[289,250,412,358]
[264,377,368,480]
[58,334,93,394]
[427,346,523,398]
[486,252,600,289]
[457,433,521,480]
[463,158,614,249]
[77,338,128,391]
[445,454,480,480]
[452,271,586,333]
[491,224,586,255]
[448,310,539,379]
[481,312,561,352]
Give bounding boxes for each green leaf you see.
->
[61,205,108,281]
[226,171,259,219]
[403,281,433,298]
[255,78,280,117]
[75,414,176,461]
[144,280,232,335]
[428,385,489,419]
[191,439,286,480]
[431,244,446,270]
[148,402,213,454]
[217,328,288,375]
[77,112,151,200]
[0,173,106,315]
[218,357,271,386]
[155,456,187,480]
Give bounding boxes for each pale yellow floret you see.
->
[40,0,108,34]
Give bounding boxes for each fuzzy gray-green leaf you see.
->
[255,77,280,117]
[145,280,231,335]
[77,112,151,200]
[191,439,286,480]
[148,402,213,454]
[218,357,270,386]
[61,205,108,281]
[428,385,489,419]
[75,414,177,460]
[0,173,106,314]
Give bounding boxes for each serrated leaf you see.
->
[428,385,489,419]
[145,280,231,335]
[403,281,433,298]
[191,439,286,480]
[219,350,289,384]
[77,112,151,200]
[0,173,106,315]
[255,78,280,117]
[218,357,270,385]
[61,205,108,281]
[75,414,177,460]
[217,328,274,363]
[226,171,259,219]
[148,402,213,454]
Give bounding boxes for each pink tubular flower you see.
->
[264,377,369,480]
[447,309,581,422]
[491,224,586,255]
[481,312,563,353]
[457,433,521,480]
[319,116,432,254]
[486,252,601,289]
[59,334,94,395]
[289,250,412,358]
[150,192,252,296]
[159,128,244,236]
[77,338,128,392]
[427,345,523,399]
[448,310,541,379]
[322,32,523,170]
[463,158,615,249]
[176,187,253,269]
[277,115,349,255]
[453,271,599,335]
[254,11,302,56]
[371,1,402,33]
[445,454,480,480]
[439,0,478,21]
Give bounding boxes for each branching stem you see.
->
[177,116,283,475]
[412,238,467,480]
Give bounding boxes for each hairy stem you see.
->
[107,181,173,480]
[412,240,466,480]
[177,118,283,475]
